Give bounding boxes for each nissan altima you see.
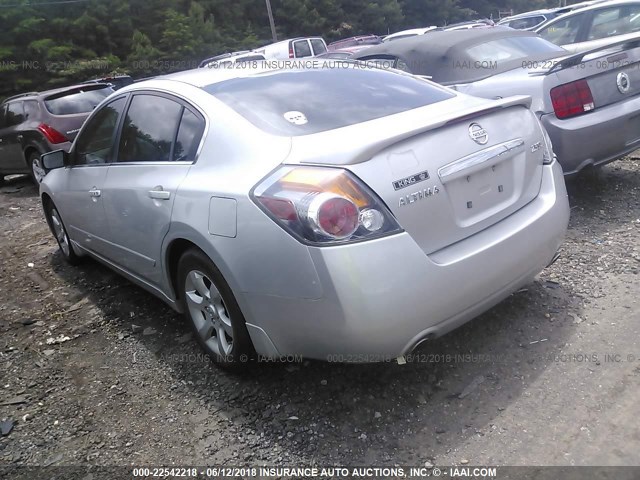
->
[39,64,570,367]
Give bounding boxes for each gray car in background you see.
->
[39,65,569,367]
[536,0,640,53]
[355,27,640,174]
[0,83,113,183]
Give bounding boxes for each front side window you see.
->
[588,5,640,39]
[538,13,587,45]
[75,97,126,165]
[117,94,183,163]
[293,40,312,58]
[588,7,624,39]
[310,39,327,55]
[6,102,25,126]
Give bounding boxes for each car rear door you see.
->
[102,92,205,285]
[54,96,128,257]
[0,104,9,174]
[2,101,28,171]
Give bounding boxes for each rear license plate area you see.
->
[446,158,516,227]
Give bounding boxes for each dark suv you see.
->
[0,83,113,184]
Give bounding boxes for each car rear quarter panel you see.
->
[164,95,324,307]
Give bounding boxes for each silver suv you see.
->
[0,83,112,184]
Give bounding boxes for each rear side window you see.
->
[75,97,126,165]
[24,100,39,119]
[173,108,205,162]
[510,16,546,29]
[44,85,112,115]
[0,105,7,129]
[203,66,454,136]
[538,13,587,45]
[310,39,327,55]
[6,102,24,126]
[117,94,183,163]
[236,55,265,63]
[293,40,312,58]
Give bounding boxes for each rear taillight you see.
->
[550,80,595,119]
[38,124,68,144]
[253,166,401,245]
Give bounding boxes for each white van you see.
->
[255,37,328,59]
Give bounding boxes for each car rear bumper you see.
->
[242,161,570,361]
[541,95,640,174]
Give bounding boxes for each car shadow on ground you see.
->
[41,160,637,464]
[0,175,37,198]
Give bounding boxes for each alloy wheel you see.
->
[50,208,70,257]
[184,269,234,357]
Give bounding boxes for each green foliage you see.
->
[0,0,562,98]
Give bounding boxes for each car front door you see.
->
[54,96,127,258]
[293,39,313,58]
[0,104,9,174]
[102,92,205,285]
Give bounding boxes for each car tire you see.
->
[44,201,81,265]
[28,151,45,184]
[177,248,254,370]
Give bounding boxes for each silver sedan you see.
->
[39,64,569,366]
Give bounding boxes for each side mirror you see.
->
[41,149,68,172]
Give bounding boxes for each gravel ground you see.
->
[0,156,639,470]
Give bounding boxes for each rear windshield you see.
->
[203,66,454,136]
[466,36,564,63]
[44,85,112,115]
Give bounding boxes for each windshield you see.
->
[466,36,565,62]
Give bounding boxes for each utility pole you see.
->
[265,0,277,43]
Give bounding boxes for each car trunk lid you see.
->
[286,95,547,254]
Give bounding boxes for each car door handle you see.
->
[88,188,101,198]
[148,189,171,200]
[17,134,23,141]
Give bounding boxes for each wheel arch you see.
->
[163,229,240,308]
[23,144,42,168]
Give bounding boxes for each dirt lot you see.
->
[1,157,639,470]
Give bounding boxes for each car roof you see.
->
[353,27,564,84]
[499,8,558,21]
[386,27,436,38]
[2,83,111,104]
[357,26,529,61]
[131,65,297,89]
[543,0,640,23]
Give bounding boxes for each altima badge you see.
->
[617,72,630,94]
[399,186,440,207]
[469,123,488,145]
[392,170,430,190]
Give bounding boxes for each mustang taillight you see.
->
[253,166,402,245]
[38,123,68,144]
[550,79,595,119]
